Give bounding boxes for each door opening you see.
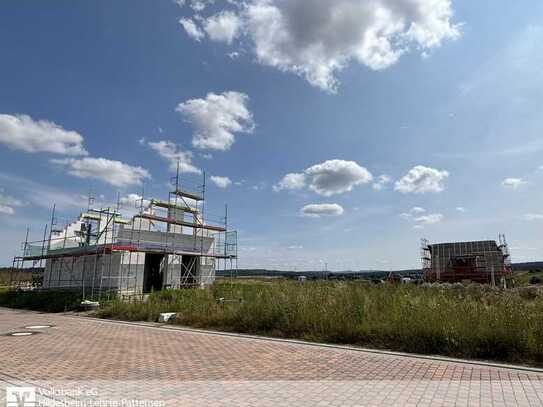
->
[143,253,164,293]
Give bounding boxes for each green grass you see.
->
[97,281,543,366]
[0,289,82,313]
[514,270,543,286]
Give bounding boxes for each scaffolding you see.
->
[421,237,512,286]
[9,169,238,300]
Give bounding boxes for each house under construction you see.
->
[421,236,512,285]
[10,173,237,299]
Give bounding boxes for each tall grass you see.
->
[97,281,543,366]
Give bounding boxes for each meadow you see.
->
[95,280,543,366]
[2,277,542,365]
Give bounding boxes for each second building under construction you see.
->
[421,236,512,285]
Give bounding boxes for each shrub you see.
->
[529,276,542,285]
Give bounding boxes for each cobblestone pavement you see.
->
[1,307,542,406]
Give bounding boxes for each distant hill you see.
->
[2,261,542,281]
[218,268,422,280]
[219,261,543,280]
[511,262,543,272]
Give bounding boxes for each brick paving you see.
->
[0,307,542,406]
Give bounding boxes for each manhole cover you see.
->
[24,325,52,329]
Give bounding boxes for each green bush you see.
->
[96,281,543,366]
[529,276,542,285]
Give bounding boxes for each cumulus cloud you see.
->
[147,140,201,174]
[0,114,87,156]
[372,174,392,190]
[181,0,461,92]
[179,18,205,41]
[456,206,466,212]
[204,11,242,44]
[120,193,149,208]
[502,178,527,189]
[51,157,150,187]
[0,204,14,215]
[210,175,232,188]
[118,193,151,216]
[274,160,372,196]
[301,203,344,218]
[395,165,449,193]
[176,91,254,151]
[306,160,373,196]
[273,173,306,192]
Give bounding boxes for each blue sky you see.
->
[1,0,542,270]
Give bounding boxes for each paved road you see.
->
[1,307,542,406]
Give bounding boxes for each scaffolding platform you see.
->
[9,171,238,299]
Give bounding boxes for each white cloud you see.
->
[204,11,242,44]
[51,157,150,187]
[411,206,426,214]
[456,206,466,212]
[175,0,214,12]
[148,140,201,174]
[372,174,392,190]
[210,175,232,188]
[119,193,151,216]
[176,91,254,151]
[0,114,87,156]
[414,213,444,225]
[273,172,306,192]
[183,0,461,92]
[395,165,449,193]
[0,205,15,215]
[524,214,543,221]
[502,177,527,189]
[179,18,205,41]
[400,207,442,227]
[120,193,148,208]
[305,160,373,196]
[0,192,24,215]
[274,160,373,196]
[301,203,344,218]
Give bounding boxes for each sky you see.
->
[1,0,543,271]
